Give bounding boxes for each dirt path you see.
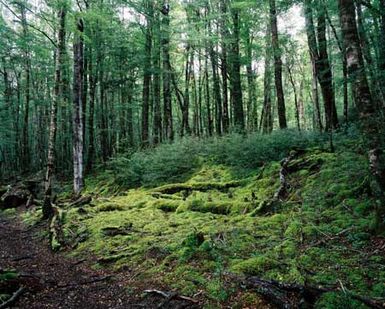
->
[0,212,200,309]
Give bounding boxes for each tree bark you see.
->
[161,4,173,141]
[72,18,85,196]
[153,10,162,144]
[141,0,153,147]
[230,8,245,132]
[43,7,66,218]
[339,0,385,230]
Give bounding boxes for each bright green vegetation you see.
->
[23,129,385,307]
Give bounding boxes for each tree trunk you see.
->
[230,8,245,132]
[379,0,385,105]
[20,2,30,171]
[72,18,85,196]
[87,45,96,173]
[269,0,287,129]
[287,65,300,131]
[261,26,273,134]
[142,0,153,147]
[153,10,162,144]
[245,27,257,132]
[339,0,385,230]
[356,2,384,108]
[304,0,338,130]
[161,4,173,141]
[43,7,66,218]
[316,6,338,130]
[220,0,230,133]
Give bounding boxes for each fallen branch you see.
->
[0,287,25,309]
[143,289,199,308]
[57,275,113,288]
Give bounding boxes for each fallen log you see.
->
[69,195,92,207]
[243,276,385,309]
[153,181,243,195]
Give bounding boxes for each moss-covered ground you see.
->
[22,133,385,308]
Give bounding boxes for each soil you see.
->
[0,211,200,309]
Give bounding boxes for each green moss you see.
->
[53,140,383,307]
[315,292,368,309]
[151,199,182,212]
[230,255,279,276]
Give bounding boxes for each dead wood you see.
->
[243,276,385,309]
[143,289,199,308]
[57,275,113,289]
[0,287,25,309]
[69,195,92,207]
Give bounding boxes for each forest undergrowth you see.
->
[4,126,385,308]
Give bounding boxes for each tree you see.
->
[43,4,67,218]
[141,0,153,147]
[304,0,338,131]
[269,0,286,129]
[161,3,173,141]
[72,17,85,196]
[229,5,244,131]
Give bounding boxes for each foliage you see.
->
[94,130,326,190]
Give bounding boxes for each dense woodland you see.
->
[1,0,385,307]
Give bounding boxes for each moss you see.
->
[53,143,383,307]
[315,292,368,309]
[230,255,279,276]
[187,199,232,215]
[151,199,182,212]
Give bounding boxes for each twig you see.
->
[0,287,25,309]
[57,275,113,288]
[143,289,199,306]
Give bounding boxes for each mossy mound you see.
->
[22,139,385,307]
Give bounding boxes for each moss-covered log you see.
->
[153,180,244,195]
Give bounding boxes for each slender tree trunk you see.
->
[356,2,384,108]
[43,7,66,218]
[379,0,385,104]
[182,44,192,136]
[230,8,245,131]
[269,0,287,129]
[161,4,173,141]
[209,43,222,135]
[311,59,323,131]
[287,65,300,131]
[220,0,230,133]
[20,2,30,171]
[261,26,273,134]
[246,28,257,132]
[142,1,153,146]
[153,10,162,144]
[316,5,338,129]
[204,50,213,136]
[87,46,95,173]
[72,18,85,196]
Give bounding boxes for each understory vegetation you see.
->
[20,127,385,308]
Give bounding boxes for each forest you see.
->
[0,0,385,307]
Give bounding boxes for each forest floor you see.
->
[0,209,201,309]
[2,132,385,308]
